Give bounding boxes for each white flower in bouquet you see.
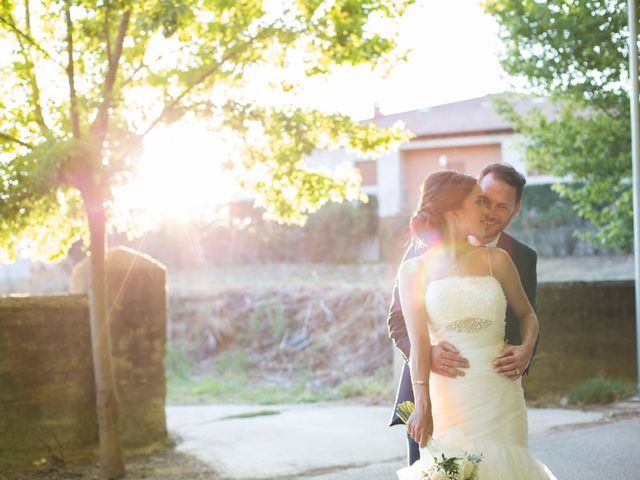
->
[429,469,449,480]
[419,451,482,480]
[462,458,476,479]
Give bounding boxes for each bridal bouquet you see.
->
[420,452,482,480]
[395,401,483,480]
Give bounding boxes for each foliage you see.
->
[166,287,394,404]
[135,197,381,266]
[508,183,599,256]
[166,344,395,405]
[484,0,634,250]
[0,0,414,262]
[334,366,394,400]
[165,344,192,382]
[567,376,635,405]
[304,194,379,262]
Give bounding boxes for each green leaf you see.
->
[485,1,634,250]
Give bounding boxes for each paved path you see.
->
[304,415,640,480]
[167,403,620,479]
[530,416,640,480]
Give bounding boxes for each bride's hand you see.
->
[407,404,433,448]
[492,344,533,380]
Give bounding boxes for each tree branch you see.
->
[591,96,620,120]
[4,2,52,135]
[64,1,81,138]
[23,0,47,131]
[0,132,34,149]
[140,26,277,138]
[0,15,66,70]
[119,43,194,90]
[105,0,113,72]
[90,9,131,144]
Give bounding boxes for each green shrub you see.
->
[165,345,192,381]
[336,377,385,398]
[335,366,395,400]
[509,184,599,256]
[212,350,248,378]
[127,198,379,266]
[267,302,288,341]
[567,376,635,405]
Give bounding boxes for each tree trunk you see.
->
[86,195,125,479]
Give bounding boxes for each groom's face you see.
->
[478,173,520,242]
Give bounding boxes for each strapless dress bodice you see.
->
[425,275,507,350]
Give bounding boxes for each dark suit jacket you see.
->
[387,232,538,426]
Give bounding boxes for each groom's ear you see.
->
[512,202,521,218]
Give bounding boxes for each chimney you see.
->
[373,102,381,118]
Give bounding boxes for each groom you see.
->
[386,163,538,466]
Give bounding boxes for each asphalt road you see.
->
[305,416,640,480]
[529,416,640,480]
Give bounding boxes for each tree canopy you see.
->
[485,0,634,250]
[0,0,414,262]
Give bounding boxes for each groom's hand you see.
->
[431,342,469,378]
[492,344,531,380]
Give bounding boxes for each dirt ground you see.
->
[0,448,218,480]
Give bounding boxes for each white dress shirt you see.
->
[469,232,501,248]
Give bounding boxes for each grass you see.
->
[165,346,396,405]
[167,375,339,405]
[334,366,396,402]
[165,345,192,383]
[218,410,281,420]
[567,376,636,406]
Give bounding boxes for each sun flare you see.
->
[112,122,240,227]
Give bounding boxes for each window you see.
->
[355,160,377,186]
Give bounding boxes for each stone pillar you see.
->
[0,295,95,468]
[72,247,168,452]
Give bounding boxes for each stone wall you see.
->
[388,280,636,397]
[0,248,167,469]
[523,280,637,394]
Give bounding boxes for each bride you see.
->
[396,171,556,480]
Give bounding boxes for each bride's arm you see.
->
[398,256,433,447]
[491,248,539,378]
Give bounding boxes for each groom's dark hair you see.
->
[480,163,526,204]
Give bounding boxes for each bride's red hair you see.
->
[410,170,477,243]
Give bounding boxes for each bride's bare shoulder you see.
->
[398,254,428,283]
[486,246,511,261]
[486,246,515,275]
[399,254,424,272]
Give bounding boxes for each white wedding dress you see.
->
[397,275,557,480]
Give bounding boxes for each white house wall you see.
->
[375,151,402,217]
[306,132,543,218]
